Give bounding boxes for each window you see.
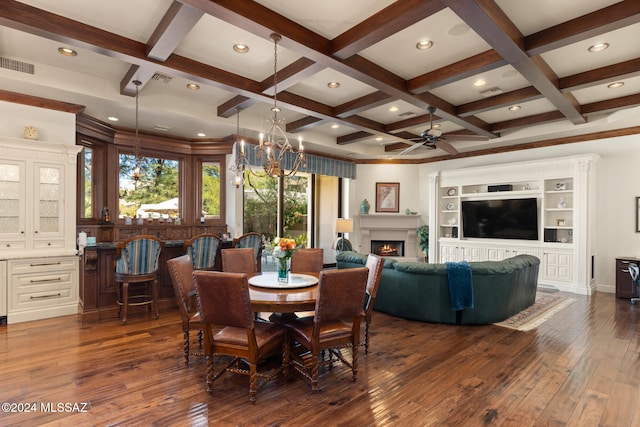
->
[118,153,179,220]
[201,161,221,220]
[242,171,310,243]
[79,146,93,219]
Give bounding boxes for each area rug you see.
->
[493,292,575,331]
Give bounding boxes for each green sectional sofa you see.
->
[336,251,540,325]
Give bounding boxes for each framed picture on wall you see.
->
[376,182,399,213]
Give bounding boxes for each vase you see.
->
[360,198,370,215]
[278,258,290,282]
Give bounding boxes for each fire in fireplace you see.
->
[371,240,404,257]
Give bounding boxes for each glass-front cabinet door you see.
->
[0,161,26,247]
[34,163,64,238]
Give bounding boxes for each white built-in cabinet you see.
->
[429,155,598,295]
[0,136,81,323]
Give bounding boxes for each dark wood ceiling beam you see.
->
[409,125,640,165]
[121,2,204,96]
[559,57,640,92]
[384,142,410,152]
[286,116,325,133]
[408,50,506,93]
[337,131,373,145]
[334,91,392,118]
[490,111,566,133]
[581,93,640,116]
[457,86,541,117]
[330,0,445,59]
[386,114,433,132]
[146,2,204,61]
[339,54,494,137]
[260,58,324,95]
[442,0,585,125]
[0,89,86,114]
[178,0,496,137]
[526,0,640,56]
[217,95,258,118]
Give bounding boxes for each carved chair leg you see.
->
[183,331,190,364]
[311,353,320,392]
[249,362,258,403]
[364,321,370,354]
[351,344,359,382]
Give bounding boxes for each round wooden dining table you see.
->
[248,272,319,313]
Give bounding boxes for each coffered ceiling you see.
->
[0,0,638,162]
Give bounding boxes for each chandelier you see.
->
[232,33,306,183]
[132,79,142,182]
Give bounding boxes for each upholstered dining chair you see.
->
[221,248,257,278]
[233,232,264,273]
[167,254,202,364]
[290,248,324,276]
[193,271,289,403]
[183,233,222,271]
[114,235,163,325]
[283,267,368,392]
[363,253,385,354]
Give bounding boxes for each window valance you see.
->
[239,143,356,179]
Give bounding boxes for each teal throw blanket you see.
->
[446,260,474,311]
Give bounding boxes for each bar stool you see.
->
[114,235,164,325]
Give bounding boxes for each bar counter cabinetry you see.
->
[79,223,228,322]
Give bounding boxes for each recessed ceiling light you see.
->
[473,79,486,87]
[588,42,609,52]
[416,40,433,50]
[376,137,383,142]
[607,81,624,89]
[432,124,441,129]
[107,116,118,122]
[331,124,339,129]
[508,105,521,111]
[389,106,399,112]
[327,81,340,89]
[233,43,249,53]
[197,132,206,137]
[186,83,200,90]
[58,47,77,56]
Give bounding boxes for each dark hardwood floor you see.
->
[1,291,639,426]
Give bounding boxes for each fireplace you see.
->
[357,214,422,261]
[372,240,404,257]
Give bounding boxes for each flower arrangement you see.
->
[272,237,297,281]
[272,237,296,259]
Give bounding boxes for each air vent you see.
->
[153,124,171,132]
[479,86,503,98]
[151,73,172,83]
[0,57,35,74]
[398,111,416,117]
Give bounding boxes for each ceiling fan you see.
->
[394,106,489,156]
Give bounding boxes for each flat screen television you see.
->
[461,198,539,240]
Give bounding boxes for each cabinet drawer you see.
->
[0,240,27,250]
[33,239,65,249]
[9,257,78,274]
[9,271,75,311]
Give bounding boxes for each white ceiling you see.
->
[0,0,638,160]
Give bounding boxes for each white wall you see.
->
[0,101,76,144]
[354,134,640,293]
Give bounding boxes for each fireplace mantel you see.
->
[356,214,422,261]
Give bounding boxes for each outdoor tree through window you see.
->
[119,153,179,220]
[201,161,221,219]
